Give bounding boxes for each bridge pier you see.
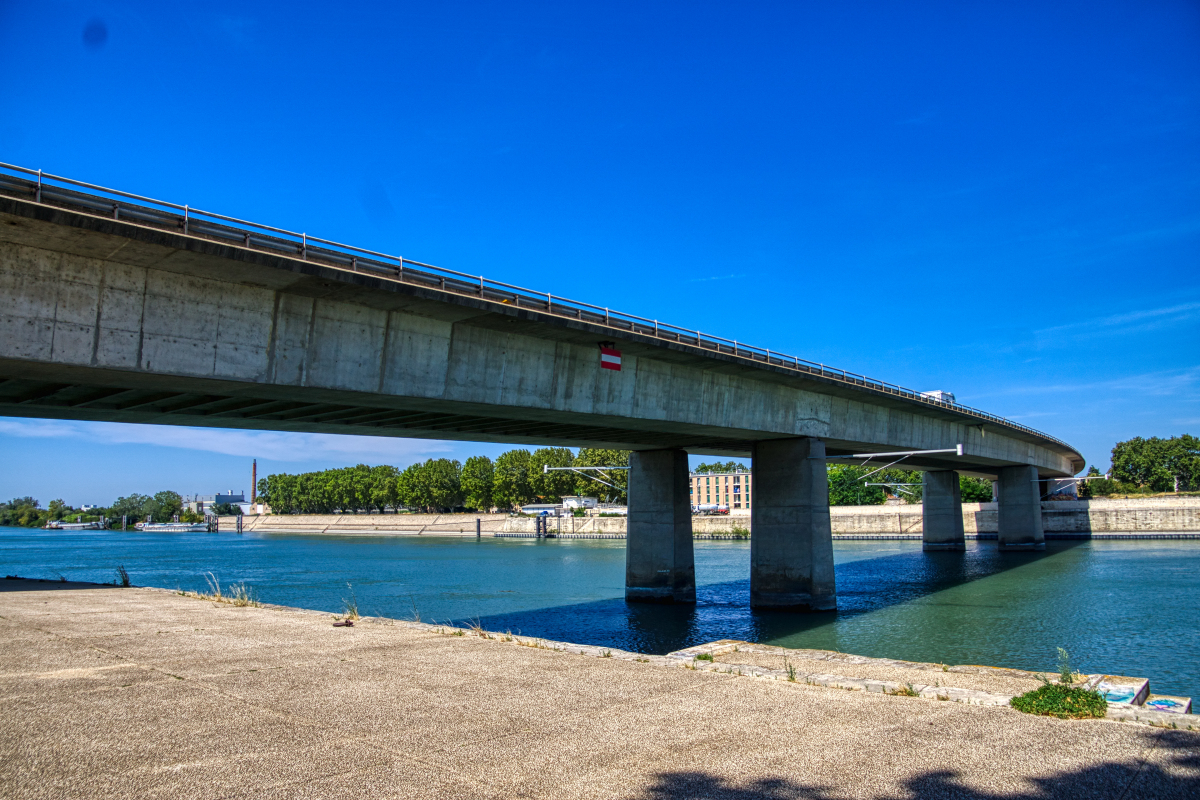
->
[625,449,696,603]
[922,470,965,551]
[997,464,1046,550]
[750,437,836,610]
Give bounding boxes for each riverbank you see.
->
[1,580,1196,799]
[222,495,1200,538]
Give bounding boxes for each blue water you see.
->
[3,527,1198,700]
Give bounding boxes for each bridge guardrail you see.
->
[0,162,1073,452]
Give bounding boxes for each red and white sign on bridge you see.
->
[600,347,622,371]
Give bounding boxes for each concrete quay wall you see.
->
[227,496,1200,536]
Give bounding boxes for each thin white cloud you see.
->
[1035,301,1200,342]
[971,366,1200,399]
[687,273,746,283]
[0,418,451,463]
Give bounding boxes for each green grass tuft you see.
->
[695,653,714,662]
[1010,684,1107,719]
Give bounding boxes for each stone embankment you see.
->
[225,496,1200,538]
[2,579,1197,799]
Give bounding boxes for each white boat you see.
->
[135,522,215,533]
[44,521,104,530]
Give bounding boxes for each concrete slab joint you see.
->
[750,437,836,610]
[997,464,1046,550]
[625,448,695,603]
[922,470,965,551]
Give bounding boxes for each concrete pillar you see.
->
[997,465,1045,550]
[750,437,836,610]
[922,470,965,551]
[625,449,695,603]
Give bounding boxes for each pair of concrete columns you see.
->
[922,465,1045,550]
[625,438,835,610]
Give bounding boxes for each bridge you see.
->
[0,164,1083,610]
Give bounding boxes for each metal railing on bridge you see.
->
[0,162,1071,451]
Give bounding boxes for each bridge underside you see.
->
[0,361,979,477]
[0,358,1029,476]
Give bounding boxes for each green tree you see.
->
[529,447,575,502]
[1111,437,1170,490]
[151,491,184,522]
[959,475,993,502]
[573,449,629,503]
[47,499,69,521]
[0,497,47,528]
[460,456,494,511]
[694,461,744,474]
[1162,435,1200,492]
[396,463,428,510]
[493,449,534,510]
[424,459,463,511]
[826,466,921,506]
[369,465,399,512]
[111,494,152,522]
[1110,435,1200,493]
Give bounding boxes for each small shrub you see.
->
[227,582,260,608]
[785,659,797,682]
[600,649,612,658]
[341,583,360,621]
[695,653,714,662]
[1057,647,1076,685]
[889,684,919,697]
[1010,684,1107,719]
[204,572,223,601]
[729,524,750,539]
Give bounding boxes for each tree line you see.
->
[1080,434,1199,496]
[0,491,201,529]
[255,448,631,514]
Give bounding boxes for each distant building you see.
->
[80,504,101,512]
[690,468,752,510]
[184,491,245,514]
[561,496,598,509]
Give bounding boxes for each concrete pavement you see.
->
[1,580,1197,799]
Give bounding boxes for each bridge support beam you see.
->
[625,449,695,603]
[997,465,1045,550]
[750,437,836,610]
[922,470,965,551]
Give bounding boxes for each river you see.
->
[2,527,1197,700]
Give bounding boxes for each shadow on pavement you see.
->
[634,729,1200,798]
[0,577,121,592]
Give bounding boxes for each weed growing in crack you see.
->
[341,583,360,621]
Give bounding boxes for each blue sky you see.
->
[1,1,1197,505]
